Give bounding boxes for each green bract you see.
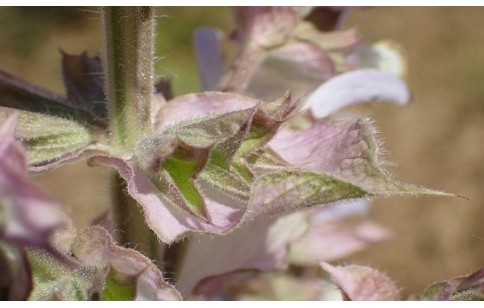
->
[0,108,92,169]
[28,227,181,301]
[93,90,451,245]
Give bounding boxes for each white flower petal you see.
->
[301,69,411,118]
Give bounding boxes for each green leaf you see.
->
[101,272,136,301]
[161,108,256,148]
[28,249,97,301]
[151,94,296,211]
[247,171,367,219]
[27,227,180,301]
[270,117,453,198]
[199,163,251,201]
[72,227,180,300]
[244,148,289,177]
[198,114,253,201]
[162,154,206,216]
[0,107,92,170]
[235,92,294,158]
[136,107,258,218]
[135,92,297,217]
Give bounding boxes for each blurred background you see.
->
[0,7,483,297]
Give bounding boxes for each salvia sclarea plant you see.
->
[0,6,483,301]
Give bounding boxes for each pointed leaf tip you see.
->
[271,117,454,199]
[61,50,106,121]
[0,68,103,126]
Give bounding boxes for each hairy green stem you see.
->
[103,7,163,260]
[102,7,189,279]
[102,7,155,150]
[102,6,190,280]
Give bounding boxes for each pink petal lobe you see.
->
[156,92,258,130]
[234,7,300,49]
[289,205,391,265]
[247,41,336,101]
[192,270,259,300]
[271,117,402,194]
[0,114,68,250]
[0,113,25,173]
[176,213,307,297]
[321,262,401,300]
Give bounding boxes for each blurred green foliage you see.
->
[0,7,88,59]
[0,7,234,95]
[154,7,233,94]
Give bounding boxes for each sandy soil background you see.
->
[0,7,483,297]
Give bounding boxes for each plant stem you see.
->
[162,240,189,283]
[219,46,265,93]
[102,7,189,279]
[102,7,163,260]
[102,7,155,150]
[110,172,164,259]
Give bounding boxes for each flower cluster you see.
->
[1,6,480,301]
